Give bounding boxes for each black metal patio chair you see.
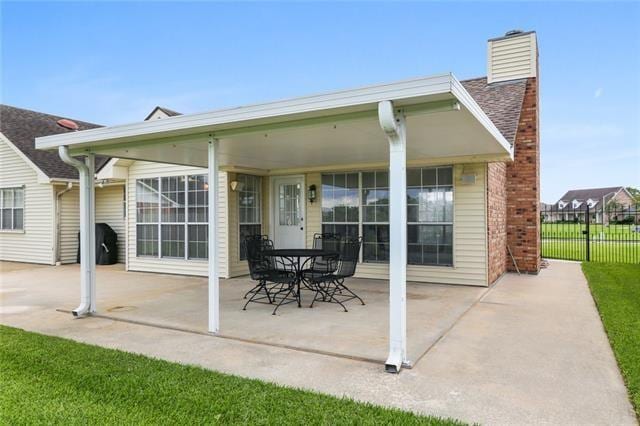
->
[241,235,298,315]
[304,236,365,312]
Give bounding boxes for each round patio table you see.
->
[262,248,338,308]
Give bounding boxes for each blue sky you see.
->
[2,1,639,202]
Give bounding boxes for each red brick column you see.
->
[506,77,540,273]
[487,162,507,283]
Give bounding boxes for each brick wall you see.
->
[505,77,540,273]
[487,162,507,283]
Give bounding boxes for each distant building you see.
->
[543,187,636,223]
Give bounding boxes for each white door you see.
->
[272,176,305,248]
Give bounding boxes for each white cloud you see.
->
[594,87,604,98]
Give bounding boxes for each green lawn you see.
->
[582,263,640,418]
[0,326,461,425]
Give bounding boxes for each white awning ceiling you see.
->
[36,73,512,171]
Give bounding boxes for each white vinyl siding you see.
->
[488,32,537,84]
[307,163,488,286]
[58,186,80,263]
[96,185,126,262]
[0,138,55,264]
[126,161,228,277]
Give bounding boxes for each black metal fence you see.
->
[540,204,640,264]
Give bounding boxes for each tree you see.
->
[626,187,640,205]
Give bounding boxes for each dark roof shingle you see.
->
[558,187,625,203]
[0,104,109,179]
[460,77,527,145]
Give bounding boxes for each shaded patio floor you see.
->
[84,265,486,364]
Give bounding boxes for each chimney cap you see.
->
[505,29,524,36]
[488,30,536,42]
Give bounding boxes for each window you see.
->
[321,173,359,241]
[320,166,454,267]
[362,171,389,263]
[0,187,24,231]
[135,174,208,259]
[238,174,261,260]
[407,166,453,266]
[136,178,160,256]
[187,175,208,260]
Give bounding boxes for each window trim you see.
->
[135,174,209,260]
[0,186,25,232]
[320,166,455,268]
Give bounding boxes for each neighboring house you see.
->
[0,105,126,264]
[63,29,541,287]
[544,186,636,223]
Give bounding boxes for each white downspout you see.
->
[58,146,96,316]
[378,100,408,373]
[54,182,73,265]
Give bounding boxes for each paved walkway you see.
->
[1,261,636,425]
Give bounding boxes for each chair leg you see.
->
[243,280,270,310]
[272,283,297,315]
[337,282,365,305]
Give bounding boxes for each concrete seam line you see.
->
[55,309,383,367]
[410,285,495,367]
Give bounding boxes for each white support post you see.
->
[86,154,96,313]
[58,147,96,316]
[208,137,220,333]
[378,101,408,373]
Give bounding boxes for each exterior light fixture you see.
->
[229,180,244,192]
[308,184,317,203]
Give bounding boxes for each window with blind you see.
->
[320,166,454,266]
[321,173,359,240]
[238,174,262,260]
[135,174,208,260]
[0,187,24,231]
[407,167,453,266]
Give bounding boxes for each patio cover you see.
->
[36,72,512,373]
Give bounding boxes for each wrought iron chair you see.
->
[305,236,365,312]
[308,233,341,274]
[241,235,298,315]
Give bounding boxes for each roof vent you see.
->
[505,29,524,37]
[56,118,79,131]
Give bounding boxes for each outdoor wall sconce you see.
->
[229,180,244,192]
[308,184,317,203]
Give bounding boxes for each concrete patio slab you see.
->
[1,260,636,425]
[62,266,485,364]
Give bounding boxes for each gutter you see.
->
[54,181,73,265]
[58,146,95,317]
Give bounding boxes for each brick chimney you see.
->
[486,30,541,280]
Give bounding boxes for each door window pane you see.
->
[279,183,300,226]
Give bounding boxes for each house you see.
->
[544,186,636,223]
[35,30,540,372]
[0,105,126,265]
